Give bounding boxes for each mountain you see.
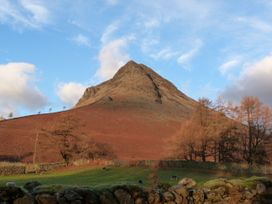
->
[76,61,196,119]
[0,61,197,163]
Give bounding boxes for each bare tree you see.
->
[226,96,272,164]
[8,112,13,119]
[39,115,115,165]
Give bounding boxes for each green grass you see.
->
[0,166,261,188]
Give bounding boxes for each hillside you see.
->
[0,61,197,163]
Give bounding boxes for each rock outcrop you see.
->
[76,60,196,120]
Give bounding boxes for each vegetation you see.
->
[38,115,115,165]
[0,166,239,187]
[174,96,272,165]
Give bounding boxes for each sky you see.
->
[1,0,272,117]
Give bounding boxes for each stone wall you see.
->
[117,160,272,176]
[1,178,272,204]
[0,162,66,176]
[0,163,26,176]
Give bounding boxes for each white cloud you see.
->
[140,37,159,54]
[100,22,119,44]
[57,82,86,106]
[95,38,130,81]
[0,0,50,29]
[0,62,47,117]
[20,0,49,24]
[71,34,91,47]
[151,48,178,60]
[219,59,240,75]
[144,18,160,28]
[137,0,216,24]
[221,55,272,105]
[177,39,203,68]
[235,17,272,33]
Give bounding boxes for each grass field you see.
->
[0,166,238,187]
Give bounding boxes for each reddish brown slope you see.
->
[0,61,197,163]
[0,104,181,162]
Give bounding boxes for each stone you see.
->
[6,181,16,187]
[0,186,25,203]
[148,191,161,204]
[114,188,134,204]
[206,191,223,203]
[14,195,34,204]
[24,181,42,193]
[244,190,254,200]
[36,194,57,204]
[243,199,252,204]
[163,191,175,201]
[214,186,226,197]
[178,178,197,189]
[256,183,266,194]
[171,191,183,204]
[57,189,83,204]
[135,197,148,204]
[99,190,118,204]
[193,189,205,203]
[84,191,100,204]
[169,184,187,198]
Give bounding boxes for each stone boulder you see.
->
[99,190,118,204]
[36,193,57,204]
[178,178,197,189]
[114,188,134,204]
[24,181,42,193]
[0,186,25,203]
[14,195,34,204]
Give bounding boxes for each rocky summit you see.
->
[76,60,196,119]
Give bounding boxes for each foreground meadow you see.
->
[0,166,227,187]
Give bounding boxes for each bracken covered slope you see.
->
[0,61,197,163]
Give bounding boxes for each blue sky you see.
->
[1,0,272,117]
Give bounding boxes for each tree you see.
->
[40,115,81,165]
[229,96,272,164]
[8,112,13,119]
[39,115,115,165]
[175,98,222,162]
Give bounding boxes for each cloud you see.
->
[177,39,203,68]
[221,55,272,105]
[57,82,86,106]
[219,59,240,75]
[100,22,119,44]
[136,0,216,25]
[144,18,160,28]
[71,34,91,47]
[95,38,130,81]
[151,48,179,60]
[235,17,272,33]
[0,62,47,117]
[0,0,50,29]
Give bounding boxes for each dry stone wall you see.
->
[1,178,272,204]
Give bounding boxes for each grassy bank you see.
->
[0,166,242,187]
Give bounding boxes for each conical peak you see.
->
[76,60,195,109]
[113,60,145,78]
